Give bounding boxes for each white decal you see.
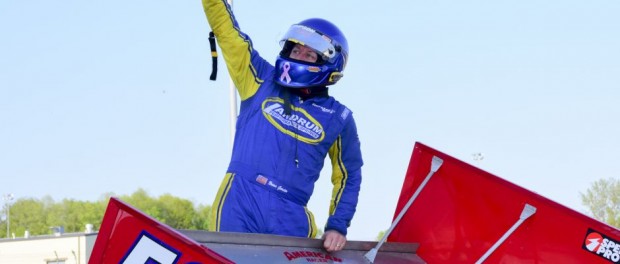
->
[312,103,335,113]
[341,108,350,120]
[122,233,179,264]
[277,186,288,193]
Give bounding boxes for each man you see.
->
[202,0,363,253]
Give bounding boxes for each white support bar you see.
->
[365,156,444,263]
[475,203,537,264]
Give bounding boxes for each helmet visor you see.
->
[280,25,338,61]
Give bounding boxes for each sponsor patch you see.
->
[583,228,620,263]
[307,66,321,73]
[262,98,325,144]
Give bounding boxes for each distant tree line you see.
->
[0,189,211,238]
[2,178,617,239]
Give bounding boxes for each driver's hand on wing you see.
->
[322,230,346,252]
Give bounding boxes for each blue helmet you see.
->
[275,18,349,88]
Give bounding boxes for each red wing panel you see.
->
[388,142,620,263]
[89,197,232,264]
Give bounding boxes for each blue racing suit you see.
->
[203,0,363,237]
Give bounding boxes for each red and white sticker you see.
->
[583,228,620,263]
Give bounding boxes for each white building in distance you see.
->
[0,229,97,264]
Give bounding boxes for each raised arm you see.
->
[201,0,271,100]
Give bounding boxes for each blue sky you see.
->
[1,0,619,241]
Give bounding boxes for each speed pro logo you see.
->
[583,228,620,263]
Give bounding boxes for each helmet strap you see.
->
[281,86,293,116]
[208,32,218,81]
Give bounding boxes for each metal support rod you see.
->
[365,156,444,263]
[4,194,14,238]
[475,203,537,264]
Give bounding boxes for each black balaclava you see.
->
[282,86,329,116]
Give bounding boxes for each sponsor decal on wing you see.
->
[583,228,620,263]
